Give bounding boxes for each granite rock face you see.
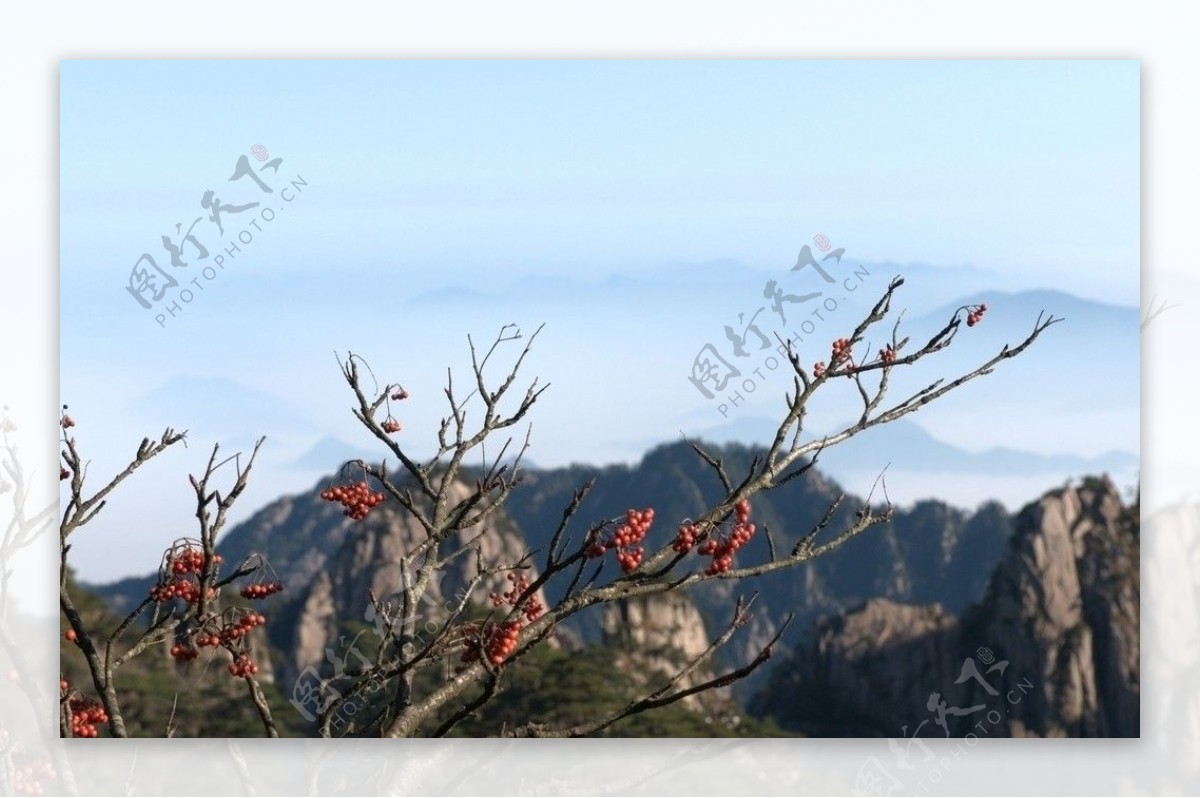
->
[280,480,550,687]
[753,478,1140,737]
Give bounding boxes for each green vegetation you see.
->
[423,644,792,738]
[60,571,307,738]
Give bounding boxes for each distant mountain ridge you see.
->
[686,417,1135,476]
[90,439,1016,648]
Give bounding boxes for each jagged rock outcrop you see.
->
[600,592,739,721]
[602,592,713,659]
[958,476,1139,736]
[752,476,1139,737]
[280,481,550,686]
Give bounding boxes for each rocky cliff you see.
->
[600,592,739,720]
[751,477,1139,737]
[276,480,551,687]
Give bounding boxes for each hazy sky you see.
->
[62,60,1138,295]
[60,61,1139,581]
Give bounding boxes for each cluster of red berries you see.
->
[60,466,69,481]
[169,642,199,662]
[60,413,75,430]
[169,546,220,576]
[11,755,55,796]
[240,581,284,599]
[194,631,222,647]
[696,499,756,575]
[461,620,523,666]
[380,386,410,432]
[228,653,259,678]
[149,546,223,604]
[672,522,701,553]
[489,572,544,622]
[217,611,266,643]
[320,480,386,521]
[483,620,522,665]
[831,337,853,363]
[615,548,642,572]
[879,346,897,365]
[966,303,988,327]
[67,696,107,737]
[813,361,827,379]
[149,578,217,605]
[586,508,655,573]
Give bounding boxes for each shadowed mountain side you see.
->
[749,477,1139,737]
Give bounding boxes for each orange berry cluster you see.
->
[696,499,756,575]
[67,696,107,737]
[966,303,988,327]
[169,642,199,662]
[831,337,853,363]
[381,418,402,434]
[673,522,700,553]
[194,631,222,647]
[320,481,385,521]
[11,755,55,796]
[149,578,216,605]
[879,346,896,365]
[485,621,522,665]
[240,581,283,599]
[586,508,655,573]
[217,611,266,644]
[489,572,544,622]
[228,653,259,678]
[150,546,222,604]
[169,546,221,575]
[461,620,523,667]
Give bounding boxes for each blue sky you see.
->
[60,61,1139,581]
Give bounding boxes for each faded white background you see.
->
[1,2,1195,795]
